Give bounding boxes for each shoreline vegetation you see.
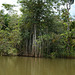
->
[0,0,75,58]
[1,55,75,59]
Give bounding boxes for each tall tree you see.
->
[18,0,64,57]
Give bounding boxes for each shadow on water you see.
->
[0,56,75,75]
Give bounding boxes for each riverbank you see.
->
[2,54,75,59]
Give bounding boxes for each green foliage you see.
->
[0,9,21,55]
[0,0,74,58]
[2,4,15,10]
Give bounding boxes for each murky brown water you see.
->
[0,56,75,75]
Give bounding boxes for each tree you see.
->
[0,0,74,58]
[18,0,65,57]
[0,4,20,55]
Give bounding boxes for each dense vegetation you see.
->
[0,0,75,58]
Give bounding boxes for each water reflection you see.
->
[0,56,75,75]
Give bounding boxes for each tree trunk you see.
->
[32,24,37,57]
[29,34,32,56]
[39,33,42,57]
[25,39,28,56]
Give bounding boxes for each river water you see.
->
[0,56,75,75]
